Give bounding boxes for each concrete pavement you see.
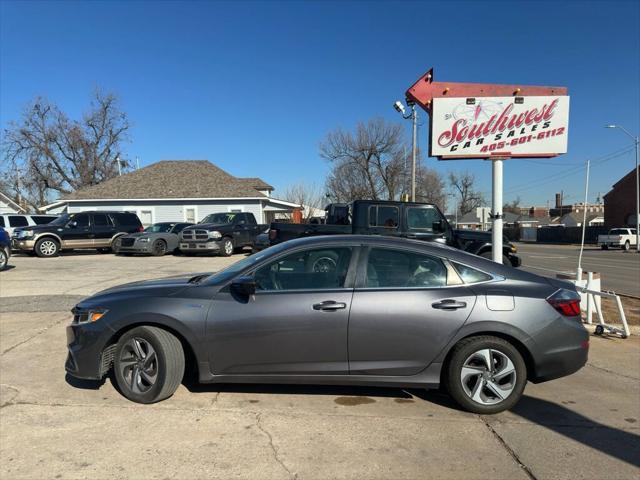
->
[516,243,640,297]
[1,252,639,479]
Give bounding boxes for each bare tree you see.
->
[321,118,405,202]
[281,181,326,222]
[1,90,130,209]
[449,171,484,216]
[503,196,522,215]
[415,166,446,211]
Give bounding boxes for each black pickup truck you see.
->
[261,200,521,267]
[179,212,267,256]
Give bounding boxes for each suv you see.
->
[0,214,58,237]
[0,227,10,270]
[12,211,143,257]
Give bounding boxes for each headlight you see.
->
[19,229,34,238]
[208,231,222,239]
[73,308,109,324]
[510,245,517,253]
[138,237,150,242]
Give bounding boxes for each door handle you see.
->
[432,299,467,310]
[313,300,347,311]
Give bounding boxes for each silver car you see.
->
[113,222,194,256]
[67,235,589,413]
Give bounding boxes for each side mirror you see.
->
[67,221,78,229]
[230,276,256,297]
[432,220,445,233]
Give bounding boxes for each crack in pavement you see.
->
[586,362,639,382]
[479,415,538,480]
[1,317,68,355]
[255,412,297,480]
[0,384,20,407]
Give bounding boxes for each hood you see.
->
[185,223,231,230]
[455,229,513,246]
[78,272,212,306]
[121,232,149,239]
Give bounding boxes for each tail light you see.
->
[268,229,277,240]
[547,289,581,317]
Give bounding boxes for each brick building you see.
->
[603,167,637,227]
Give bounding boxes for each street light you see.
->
[394,99,417,202]
[605,124,639,252]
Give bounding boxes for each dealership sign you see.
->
[431,95,570,158]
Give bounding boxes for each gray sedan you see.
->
[66,235,588,413]
[113,222,193,256]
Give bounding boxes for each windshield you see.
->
[145,223,174,233]
[200,213,236,224]
[203,242,289,285]
[49,213,72,226]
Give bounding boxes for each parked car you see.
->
[66,235,588,413]
[262,200,521,266]
[598,228,637,250]
[0,227,10,270]
[113,222,194,256]
[12,211,143,257]
[0,213,57,237]
[179,212,267,256]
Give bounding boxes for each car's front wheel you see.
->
[220,237,234,257]
[35,237,60,257]
[112,326,185,404]
[151,239,167,256]
[623,240,630,251]
[444,336,527,414]
[0,248,7,270]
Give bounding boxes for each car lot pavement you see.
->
[1,252,639,479]
[517,243,640,297]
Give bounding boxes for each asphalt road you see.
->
[517,243,640,297]
[1,253,639,479]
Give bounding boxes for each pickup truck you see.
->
[598,228,638,251]
[179,212,267,256]
[261,200,521,267]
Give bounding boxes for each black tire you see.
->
[479,251,510,266]
[444,335,527,414]
[0,249,7,270]
[623,241,630,251]
[220,237,234,257]
[151,239,167,257]
[601,245,608,250]
[112,326,185,404]
[35,237,60,258]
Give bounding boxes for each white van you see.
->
[0,214,58,237]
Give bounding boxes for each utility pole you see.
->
[605,125,639,253]
[117,156,122,176]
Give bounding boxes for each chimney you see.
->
[555,193,562,208]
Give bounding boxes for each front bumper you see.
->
[65,318,115,380]
[12,238,36,251]
[179,240,222,252]
[116,242,155,254]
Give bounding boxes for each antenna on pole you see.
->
[136,156,140,170]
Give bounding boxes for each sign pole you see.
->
[491,158,504,263]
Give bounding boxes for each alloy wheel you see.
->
[39,240,57,256]
[224,240,233,255]
[0,250,6,269]
[118,337,158,394]
[460,348,516,405]
[154,241,167,255]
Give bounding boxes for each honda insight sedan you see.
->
[66,235,588,414]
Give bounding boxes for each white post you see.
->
[491,159,503,263]
[577,160,590,280]
[411,104,418,202]
[586,271,593,324]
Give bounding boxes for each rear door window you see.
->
[93,213,112,226]
[451,262,493,284]
[9,216,29,227]
[368,206,399,229]
[365,248,447,288]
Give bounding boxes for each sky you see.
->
[1,0,639,209]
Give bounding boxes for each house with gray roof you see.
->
[0,190,26,214]
[39,160,299,226]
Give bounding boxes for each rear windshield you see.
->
[114,213,142,226]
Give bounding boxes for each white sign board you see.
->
[431,95,570,158]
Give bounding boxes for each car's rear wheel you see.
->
[220,237,234,257]
[35,237,60,258]
[151,239,167,256]
[623,240,630,251]
[113,326,185,404]
[480,251,510,266]
[444,336,527,414]
[601,245,608,250]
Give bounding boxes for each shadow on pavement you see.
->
[511,395,640,468]
[65,373,106,390]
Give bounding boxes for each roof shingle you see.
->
[63,160,271,200]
